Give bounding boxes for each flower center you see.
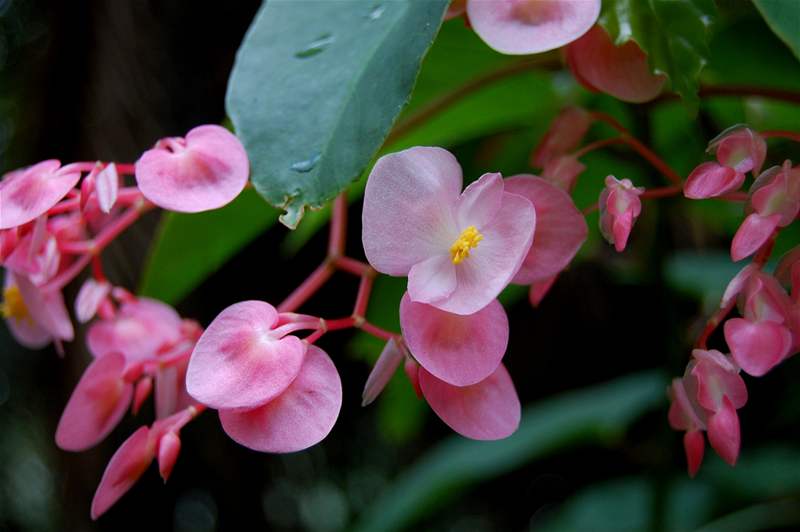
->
[450,226,483,265]
[512,0,559,25]
[1,285,29,321]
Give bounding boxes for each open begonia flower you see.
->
[504,175,587,284]
[4,271,73,345]
[531,107,591,168]
[400,292,508,386]
[362,337,405,406]
[566,25,666,103]
[0,160,81,230]
[186,300,306,410]
[362,147,535,315]
[599,175,644,252]
[2,273,53,348]
[419,363,520,440]
[56,352,133,451]
[135,125,249,213]
[467,0,600,55]
[87,297,183,362]
[219,344,342,453]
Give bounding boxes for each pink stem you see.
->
[42,253,92,292]
[353,273,375,318]
[48,198,80,216]
[361,321,395,342]
[335,256,371,276]
[328,194,348,257]
[277,262,334,313]
[571,137,625,159]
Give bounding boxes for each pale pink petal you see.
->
[56,352,133,451]
[435,192,535,315]
[531,108,591,168]
[95,163,119,213]
[706,397,740,466]
[716,129,767,174]
[362,147,461,275]
[408,254,457,306]
[690,349,747,410]
[541,155,586,191]
[721,264,757,309]
[528,274,557,307]
[157,431,181,482]
[15,273,73,341]
[724,318,792,376]
[219,345,342,453]
[750,162,800,225]
[612,209,635,252]
[186,300,306,410]
[135,125,249,213]
[0,160,80,229]
[684,162,744,199]
[467,0,600,55]
[505,175,587,284]
[3,274,51,348]
[668,378,706,432]
[91,426,155,520]
[362,337,404,406]
[566,25,666,103]
[75,279,111,323]
[155,359,191,419]
[455,172,504,228]
[731,213,780,262]
[684,430,705,478]
[741,272,794,324]
[400,293,508,386]
[419,363,520,440]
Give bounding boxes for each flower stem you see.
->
[760,130,800,143]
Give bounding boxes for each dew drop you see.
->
[367,5,385,20]
[290,153,321,173]
[294,34,335,59]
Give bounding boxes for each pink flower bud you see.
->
[684,430,705,478]
[157,431,181,482]
[707,396,740,466]
[75,278,111,323]
[710,126,767,175]
[95,163,119,214]
[598,175,644,252]
[133,377,153,416]
[362,337,405,406]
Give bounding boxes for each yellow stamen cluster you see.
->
[1,285,28,321]
[450,226,483,265]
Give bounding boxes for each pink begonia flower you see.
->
[598,175,644,252]
[362,337,406,406]
[4,230,60,285]
[668,349,747,473]
[87,297,184,362]
[467,0,600,55]
[75,278,112,323]
[55,352,133,451]
[731,161,800,261]
[541,155,586,192]
[135,125,249,213]
[362,147,536,315]
[2,271,73,347]
[186,300,306,410]
[400,292,508,386]
[0,160,81,229]
[566,25,667,103]
[531,107,591,168]
[504,175,587,285]
[2,273,52,348]
[218,344,342,453]
[419,362,521,440]
[724,270,797,376]
[685,127,767,199]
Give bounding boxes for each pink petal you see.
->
[3,274,52,348]
[219,345,342,453]
[455,173,504,228]
[435,191,535,315]
[668,378,706,432]
[14,273,73,341]
[750,162,800,225]
[362,337,404,406]
[775,245,800,287]
[362,147,461,276]
[132,377,153,416]
[135,125,249,213]
[683,162,744,199]
[566,25,666,103]
[91,426,155,520]
[531,108,591,168]
[724,318,792,376]
[408,254,457,306]
[505,175,587,284]
[155,359,191,419]
[684,430,705,478]
[0,160,80,229]
[157,431,181,482]
[721,264,757,309]
[419,363,520,440]
[95,163,119,213]
[706,396,740,466]
[186,300,306,410]
[690,349,748,410]
[612,209,635,252]
[731,213,780,262]
[528,274,558,307]
[467,0,600,55]
[400,292,508,386]
[75,278,111,323]
[716,128,767,174]
[56,352,133,451]
[404,358,423,399]
[541,155,586,191]
[87,297,183,361]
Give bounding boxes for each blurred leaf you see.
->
[352,371,666,532]
[753,0,800,62]
[696,498,800,532]
[139,189,277,304]
[704,446,800,501]
[664,252,741,305]
[226,0,448,228]
[599,0,717,111]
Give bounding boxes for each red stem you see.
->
[760,130,800,143]
[353,273,375,318]
[335,256,372,276]
[328,194,347,257]
[572,137,625,159]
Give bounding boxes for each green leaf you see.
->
[351,371,666,532]
[226,0,449,229]
[753,0,800,62]
[599,0,717,111]
[139,189,278,305]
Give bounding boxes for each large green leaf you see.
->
[599,0,717,111]
[351,371,666,532]
[753,0,800,62]
[227,0,448,229]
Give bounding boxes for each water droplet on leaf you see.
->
[294,34,335,58]
[367,5,384,20]
[290,153,321,173]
